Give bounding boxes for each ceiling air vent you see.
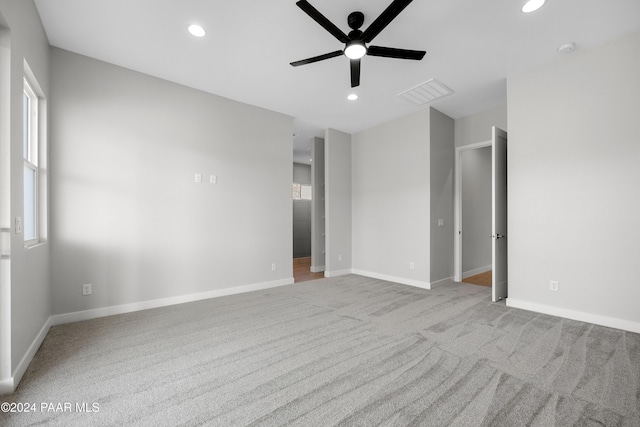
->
[397,78,453,105]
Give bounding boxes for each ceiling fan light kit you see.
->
[290,0,426,88]
[344,41,367,60]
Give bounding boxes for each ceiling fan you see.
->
[290,0,426,88]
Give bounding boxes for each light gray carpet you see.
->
[1,275,639,426]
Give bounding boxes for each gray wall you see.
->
[324,129,351,276]
[352,108,454,288]
[507,30,640,329]
[293,163,311,258]
[461,146,492,275]
[0,0,51,385]
[429,109,455,283]
[455,104,507,147]
[293,163,311,184]
[50,48,294,315]
[352,110,431,287]
[311,137,325,271]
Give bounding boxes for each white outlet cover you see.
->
[550,280,559,291]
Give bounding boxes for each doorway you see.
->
[454,127,508,301]
[292,136,325,283]
[455,142,492,285]
[462,145,492,287]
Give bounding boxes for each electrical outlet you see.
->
[338,254,342,262]
[271,263,277,271]
[549,280,559,292]
[409,262,415,270]
[210,175,217,184]
[194,173,202,183]
[82,283,92,295]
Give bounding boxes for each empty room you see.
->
[1,0,640,425]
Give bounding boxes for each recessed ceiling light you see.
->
[521,0,546,13]
[188,24,206,38]
[557,42,575,54]
[347,94,358,101]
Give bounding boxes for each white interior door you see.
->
[492,127,508,302]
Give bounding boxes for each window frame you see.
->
[292,183,312,201]
[23,76,40,246]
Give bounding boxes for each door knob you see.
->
[495,234,505,239]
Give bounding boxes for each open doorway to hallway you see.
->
[462,145,492,286]
[454,127,509,302]
[293,257,324,283]
[456,144,492,287]
[293,135,325,283]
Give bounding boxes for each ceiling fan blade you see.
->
[290,50,343,67]
[361,0,413,43]
[367,45,425,60]
[296,0,349,43]
[350,59,361,88]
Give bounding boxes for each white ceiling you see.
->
[34,0,640,149]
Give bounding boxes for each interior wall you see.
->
[351,110,431,287]
[461,146,492,275]
[507,30,640,330]
[455,104,507,147]
[429,108,455,283]
[311,137,325,271]
[0,0,51,384]
[49,48,294,315]
[293,163,311,258]
[0,19,11,387]
[324,128,351,276]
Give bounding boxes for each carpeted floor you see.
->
[1,275,639,426]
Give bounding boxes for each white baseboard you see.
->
[0,378,13,395]
[352,269,431,290]
[51,278,294,326]
[1,316,52,395]
[2,278,294,395]
[324,269,352,278]
[430,277,454,289]
[507,298,640,334]
[310,265,325,273]
[463,265,492,279]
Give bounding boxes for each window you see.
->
[23,76,39,244]
[292,183,312,201]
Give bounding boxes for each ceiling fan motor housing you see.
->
[348,11,364,30]
[290,0,427,88]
